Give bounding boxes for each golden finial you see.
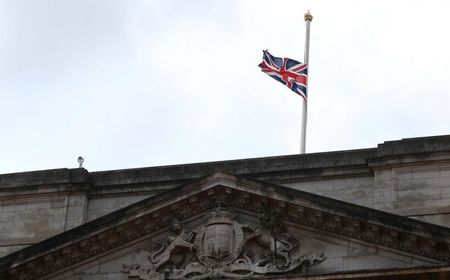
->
[304,10,313,22]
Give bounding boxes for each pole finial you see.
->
[77,156,84,168]
[304,10,313,22]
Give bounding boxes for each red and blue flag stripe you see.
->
[258,50,308,100]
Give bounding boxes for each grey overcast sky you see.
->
[1,0,450,174]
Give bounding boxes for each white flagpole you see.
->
[301,11,313,154]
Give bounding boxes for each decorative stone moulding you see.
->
[123,204,325,280]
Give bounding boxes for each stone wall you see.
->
[86,194,151,221]
[0,193,87,257]
[1,135,450,257]
[284,163,450,226]
[284,177,375,207]
[378,163,450,225]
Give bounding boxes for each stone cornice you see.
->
[2,135,450,197]
[1,173,450,280]
[254,265,450,280]
[0,168,89,189]
[367,135,450,168]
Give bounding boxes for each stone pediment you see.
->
[1,172,450,280]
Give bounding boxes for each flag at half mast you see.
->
[258,50,308,101]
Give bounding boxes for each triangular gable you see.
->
[1,172,450,280]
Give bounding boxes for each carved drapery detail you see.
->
[123,205,325,280]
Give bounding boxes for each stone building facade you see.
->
[1,135,450,279]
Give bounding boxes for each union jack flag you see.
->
[258,50,308,100]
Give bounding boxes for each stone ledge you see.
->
[378,135,450,157]
[90,148,375,187]
[0,168,89,189]
[1,134,450,194]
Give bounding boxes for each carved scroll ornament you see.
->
[123,206,325,280]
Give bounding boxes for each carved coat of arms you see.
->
[123,205,325,280]
[195,206,243,267]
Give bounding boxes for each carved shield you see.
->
[204,221,234,260]
[195,216,244,266]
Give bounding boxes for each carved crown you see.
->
[206,206,234,225]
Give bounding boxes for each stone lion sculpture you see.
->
[149,219,195,271]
